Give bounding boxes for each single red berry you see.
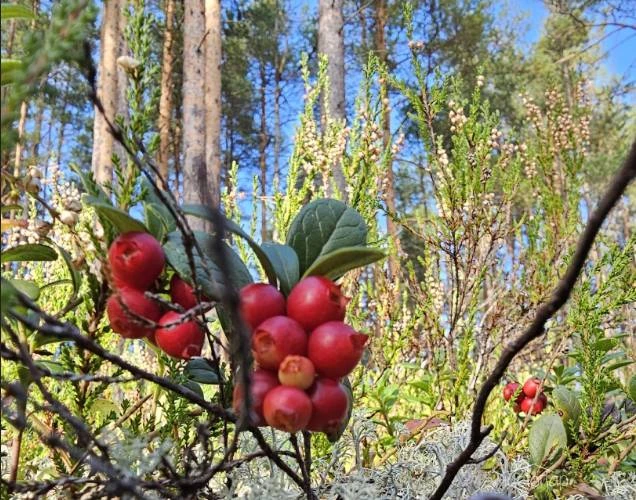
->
[262,386,312,433]
[520,395,546,415]
[503,382,521,402]
[278,355,316,389]
[522,377,542,398]
[233,369,280,426]
[286,276,350,332]
[170,275,208,310]
[154,311,205,360]
[306,378,349,433]
[252,316,307,370]
[308,321,368,378]
[108,232,165,290]
[107,287,162,339]
[239,283,286,330]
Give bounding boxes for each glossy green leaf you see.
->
[7,279,39,301]
[144,203,167,242]
[1,244,58,263]
[286,198,368,275]
[529,414,568,465]
[185,358,220,385]
[303,246,385,280]
[182,203,277,285]
[84,196,147,234]
[1,4,36,19]
[182,380,204,399]
[552,386,580,423]
[260,242,299,295]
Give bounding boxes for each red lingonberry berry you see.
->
[107,287,162,339]
[239,283,286,330]
[262,386,312,433]
[520,394,547,415]
[278,355,316,389]
[522,377,542,398]
[154,311,205,360]
[232,369,280,426]
[286,276,350,332]
[306,378,349,434]
[503,382,521,402]
[308,321,368,378]
[108,232,165,290]
[252,316,307,370]
[170,275,208,310]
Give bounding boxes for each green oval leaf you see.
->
[628,375,636,401]
[182,203,277,285]
[286,198,368,275]
[528,414,568,465]
[84,197,147,235]
[185,358,220,385]
[1,4,36,20]
[552,386,580,423]
[144,203,168,242]
[1,243,58,263]
[261,242,299,296]
[1,59,23,85]
[303,246,386,281]
[7,279,40,301]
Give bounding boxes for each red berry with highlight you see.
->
[108,232,165,290]
[520,394,547,415]
[251,316,307,370]
[107,287,162,339]
[522,377,542,398]
[278,355,316,389]
[308,321,368,378]
[154,311,205,360]
[239,283,286,330]
[263,386,312,433]
[233,369,280,426]
[287,276,350,332]
[306,378,349,434]
[170,275,207,310]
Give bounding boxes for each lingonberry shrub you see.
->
[278,355,316,389]
[239,283,286,330]
[106,287,162,339]
[154,311,205,359]
[286,276,349,332]
[306,378,349,433]
[233,369,280,426]
[251,316,307,370]
[262,385,312,433]
[107,231,165,289]
[308,321,368,378]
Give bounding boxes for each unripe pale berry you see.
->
[155,311,205,360]
[108,232,165,290]
[278,355,316,389]
[106,288,162,339]
[287,276,350,332]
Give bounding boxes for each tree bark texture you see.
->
[157,0,176,187]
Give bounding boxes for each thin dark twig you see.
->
[430,141,636,499]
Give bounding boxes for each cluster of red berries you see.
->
[106,231,206,359]
[233,276,368,434]
[503,377,548,416]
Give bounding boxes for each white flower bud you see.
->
[59,210,79,226]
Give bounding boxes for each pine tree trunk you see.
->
[204,0,222,207]
[157,0,176,187]
[259,64,268,241]
[182,0,211,230]
[318,0,347,198]
[92,0,122,188]
[374,0,401,279]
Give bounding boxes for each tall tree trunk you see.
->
[29,97,44,160]
[374,0,401,279]
[157,0,176,188]
[259,64,268,241]
[92,0,122,188]
[318,0,347,198]
[204,0,222,208]
[182,0,211,230]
